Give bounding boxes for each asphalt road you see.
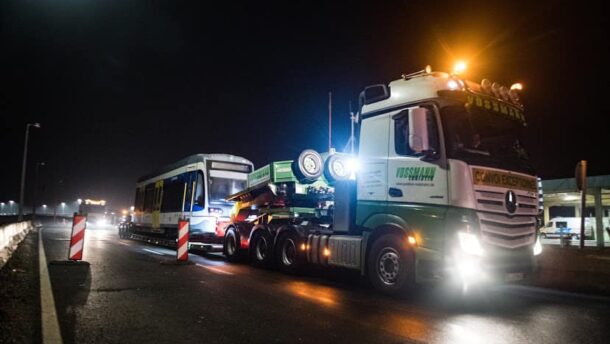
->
[40,220,610,344]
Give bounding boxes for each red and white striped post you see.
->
[68,214,87,261]
[177,219,189,261]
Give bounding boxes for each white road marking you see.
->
[118,241,130,246]
[196,263,234,275]
[39,228,63,344]
[142,248,166,256]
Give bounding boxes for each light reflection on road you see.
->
[285,280,340,307]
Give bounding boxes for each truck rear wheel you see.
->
[275,231,303,274]
[250,229,274,268]
[367,233,415,295]
[224,227,242,262]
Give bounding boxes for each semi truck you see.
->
[219,67,542,294]
[79,199,109,227]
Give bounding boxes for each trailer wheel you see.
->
[292,149,324,183]
[324,153,351,182]
[275,231,303,274]
[224,227,242,262]
[367,233,415,295]
[250,229,274,268]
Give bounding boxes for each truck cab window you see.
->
[394,110,415,156]
[394,107,439,156]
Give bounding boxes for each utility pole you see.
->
[18,122,40,221]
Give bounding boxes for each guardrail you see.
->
[0,221,32,269]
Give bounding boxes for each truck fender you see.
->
[360,213,411,236]
[228,222,254,249]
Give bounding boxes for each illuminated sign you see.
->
[466,94,526,124]
[211,162,251,172]
[472,168,537,192]
[85,199,106,206]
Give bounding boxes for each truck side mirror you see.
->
[408,107,430,154]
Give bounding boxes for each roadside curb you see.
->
[0,221,34,270]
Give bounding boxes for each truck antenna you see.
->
[349,101,355,154]
[328,91,333,152]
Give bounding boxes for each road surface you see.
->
[37,220,610,344]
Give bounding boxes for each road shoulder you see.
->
[0,229,42,343]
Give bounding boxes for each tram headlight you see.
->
[209,207,223,216]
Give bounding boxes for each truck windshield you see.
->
[441,105,534,175]
[208,176,247,203]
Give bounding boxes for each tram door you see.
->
[152,180,163,229]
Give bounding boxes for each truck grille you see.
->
[474,188,537,249]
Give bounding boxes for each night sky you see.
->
[1,0,609,209]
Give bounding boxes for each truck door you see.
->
[387,106,448,250]
[356,111,390,225]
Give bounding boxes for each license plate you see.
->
[505,272,524,282]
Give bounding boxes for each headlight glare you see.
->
[457,231,484,256]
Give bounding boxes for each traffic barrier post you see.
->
[177,219,189,261]
[69,215,87,261]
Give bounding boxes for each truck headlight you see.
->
[457,232,484,256]
[533,236,543,256]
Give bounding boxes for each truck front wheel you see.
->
[367,234,415,295]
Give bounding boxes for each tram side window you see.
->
[134,188,144,212]
[193,172,205,211]
[161,177,185,212]
[143,183,155,212]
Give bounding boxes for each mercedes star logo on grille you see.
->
[505,190,517,213]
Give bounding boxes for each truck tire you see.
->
[324,153,351,182]
[367,233,415,295]
[224,227,243,262]
[250,229,274,268]
[292,149,324,183]
[275,231,303,274]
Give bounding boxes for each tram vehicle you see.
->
[130,154,253,246]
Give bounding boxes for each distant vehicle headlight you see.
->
[96,218,107,226]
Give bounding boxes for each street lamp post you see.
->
[32,162,45,220]
[18,122,41,221]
